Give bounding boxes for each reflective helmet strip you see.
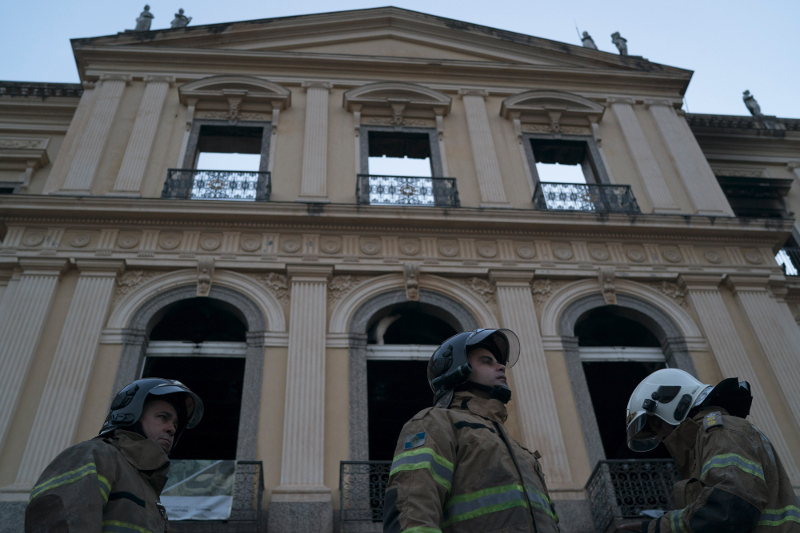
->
[700,453,765,481]
[390,447,454,492]
[29,462,104,502]
[757,505,800,527]
[441,484,528,528]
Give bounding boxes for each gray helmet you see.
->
[100,378,203,446]
[427,328,520,408]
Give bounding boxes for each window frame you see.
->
[360,125,444,177]
[182,119,272,173]
[523,132,611,186]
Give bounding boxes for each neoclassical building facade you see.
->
[1,7,799,533]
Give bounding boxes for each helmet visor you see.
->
[466,329,520,369]
[626,412,660,452]
[148,382,204,429]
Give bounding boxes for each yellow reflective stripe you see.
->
[97,474,111,502]
[442,484,528,528]
[757,505,800,527]
[524,484,558,521]
[101,520,154,533]
[391,447,454,492]
[701,453,765,481]
[401,528,442,533]
[30,462,98,501]
[669,510,688,533]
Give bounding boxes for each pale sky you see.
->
[3,0,798,118]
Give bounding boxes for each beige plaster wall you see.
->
[327,89,356,204]
[0,269,77,486]
[290,39,488,62]
[324,347,350,509]
[258,346,288,504]
[141,85,184,198]
[73,343,123,443]
[486,95,534,209]
[441,97,481,207]
[270,87,304,203]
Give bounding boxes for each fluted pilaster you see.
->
[648,101,732,216]
[490,271,572,483]
[277,265,332,493]
[7,261,122,492]
[62,76,130,193]
[0,260,67,453]
[610,100,678,213]
[111,77,172,195]
[680,275,800,483]
[299,82,332,202]
[460,90,509,207]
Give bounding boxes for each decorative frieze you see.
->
[327,275,369,313]
[113,270,162,307]
[252,272,290,312]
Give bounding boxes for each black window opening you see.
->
[367,131,433,177]
[144,298,248,460]
[777,235,800,276]
[530,138,598,184]
[716,176,793,219]
[575,306,671,460]
[194,124,265,172]
[0,186,16,195]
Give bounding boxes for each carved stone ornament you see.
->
[281,237,301,253]
[22,232,44,247]
[477,242,498,258]
[553,245,573,261]
[531,279,567,307]
[662,248,682,263]
[455,277,496,304]
[328,275,369,312]
[240,235,261,252]
[589,246,610,261]
[599,267,617,305]
[159,234,181,250]
[200,235,221,251]
[438,240,460,257]
[404,263,421,301]
[704,251,723,264]
[117,234,140,249]
[196,256,215,297]
[648,281,688,309]
[252,272,290,310]
[365,117,430,127]
[320,237,342,254]
[626,247,646,263]
[515,244,535,259]
[0,138,48,149]
[360,238,381,255]
[114,270,161,307]
[399,239,421,256]
[69,233,91,248]
[743,251,764,265]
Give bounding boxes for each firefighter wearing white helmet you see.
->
[621,369,799,532]
[25,378,203,533]
[383,329,560,533]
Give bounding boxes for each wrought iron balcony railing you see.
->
[533,182,641,214]
[777,247,800,276]
[161,169,271,201]
[340,461,391,532]
[356,174,460,207]
[585,459,681,533]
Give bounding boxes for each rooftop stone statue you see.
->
[581,31,598,50]
[611,32,628,55]
[743,90,763,117]
[171,8,192,29]
[134,5,154,32]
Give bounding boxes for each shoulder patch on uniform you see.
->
[703,412,723,431]
[404,432,426,450]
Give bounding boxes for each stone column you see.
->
[110,77,174,196]
[460,90,510,207]
[269,265,333,533]
[490,271,572,483]
[62,75,131,193]
[3,261,123,495]
[679,274,800,484]
[725,276,800,433]
[647,100,733,216]
[0,259,67,454]
[298,82,332,203]
[610,99,678,213]
[0,269,18,327]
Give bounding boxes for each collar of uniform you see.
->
[664,407,729,477]
[107,430,170,472]
[450,391,508,424]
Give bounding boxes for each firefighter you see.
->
[621,368,799,532]
[25,378,203,533]
[383,328,560,533]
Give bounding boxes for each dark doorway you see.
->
[142,356,245,460]
[150,298,246,343]
[575,306,661,347]
[582,361,670,459]
[367,360,431,460]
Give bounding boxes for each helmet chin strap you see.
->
[465,381,512,404]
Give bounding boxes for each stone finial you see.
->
[742,90,763,117]
[581,31,598,50]
[170,8,192,29]
[403,262,420,301]
[611,32,628,55]
[196,256,215,297]
[133,5,154,32]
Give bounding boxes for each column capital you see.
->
[643,99,677,109]
[787,160,800,172]
[489,269,533,286]
[143,75,176,87]
[606,97,637,106]
[76,259,125,276]
[286,264,333,281]
[301,81,333,91]
[18,258,69,275]
[98,74,133,85]
[677,273,723,291]
[724,274,771,295]
[458,88,488,99]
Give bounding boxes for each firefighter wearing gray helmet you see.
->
[621,368,799,533]
[25,378,204,533]
[383,328,560,533]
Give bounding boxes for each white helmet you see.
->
[626,369,711,452]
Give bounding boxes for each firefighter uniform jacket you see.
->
[26,430,170,533]
[646,408,799,532]
[383,390,560,533]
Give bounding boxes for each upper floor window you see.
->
[194,124,264,172]
[715,175,793,219]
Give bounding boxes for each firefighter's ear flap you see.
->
[25,494,68,533]
[383,487,401,533]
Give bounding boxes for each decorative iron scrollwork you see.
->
[356,174,459,207]
[533,182,640,214]
[162,169,271,201]
[339,461,391,529]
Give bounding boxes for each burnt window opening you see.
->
[194,124,264,172]
[716,176,793,219]
[149,298,247,343]
[777,234,800,276]
[367,131,433,177]
[0,186,17,195]
[575,307,661,348]
[366,304,458,345]
[529,138,603,184]
[142,356,244,460]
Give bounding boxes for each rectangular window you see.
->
[367,131,433,177]
[194,124,264,172]
[529,138,602,184]
[716,176,792,219]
